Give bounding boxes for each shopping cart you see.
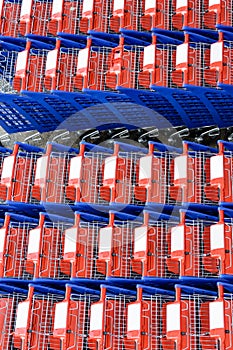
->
[204,0,233,28]
[0,212,38,278]
[110,0,145,32]
[134,141,182,203]
[132,210,179,278]
[169,141,218,204]
[13,36,56,92]
[18,0,53,36]
[67,142,113,203]
[13,284,64,349]
[172,0,207,30]
[32,142,78,203]
[140,0,173,31]
[1,142,44,203]
[26,212,74,279]
[52,283,100,349]
[126,284,175,349]
[88,284,136,349]
[0,0,22,37]
[166,209,219,277]
[164,284,218,349]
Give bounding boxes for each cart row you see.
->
[0,281,233,349]
[0,0,231,38]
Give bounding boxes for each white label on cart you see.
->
[90,303,103,331]
[113,0,125,12]
[166,303,180,332]
[69,156,82,180]
[176,43,188,66]
[0,229,6,254]
[64,228,77,254]
[145,0,156,10]
[174,155,187,180]
[77,48,89,71]
[1,156,14,181]
[28,229,41,254]
[15,50,28,74]
[171,225,184,252]
[176,0,188,10]
[127,303,141,332]
[210,155,224,180]
[209,0,221,6]
[20,0,32,19]
[15,301,29,329]
[45,50,58,74]
[139,155,152,180]
[82,0,94,15]
[54,302,68,329]
[104,156,117,180]
[209,301,224,330]
[134,226,147,253]
[210,42,223,64]
[143,45,156,68]
[52,0,63,16]
[210,224,224,251]
[99,227,112,253]
[35,156,48,181]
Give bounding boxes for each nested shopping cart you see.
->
[0,212,38,278]
[172,0,208,30]
[170,141,218,204]
[0,0,22,37]
[12,284,64,349]
[140,0,173,31]
[52,283,100,349]
[204,0,233,29]
[67,142,113,204]
[206,140,233,202]
[164,284,218,349]
[88,284,136,349]
[134,141,182,204]
[132,210,179,278]
[126,284,175,349]
[1,142,44,203]
[110,0,145,32]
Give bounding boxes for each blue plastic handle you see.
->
[183,141,217,153]
[40,212,74,224]
[181,209,218,222]
[80,141,113,154]
[217,140,233,151]
[74,211,109,223]
[111,210,142,222]
[29,284,65,295]
[176,284,217,297]
[115,141,148,154]
[67,284,100,295]
[101,284,137,296]
[218,282,233,294]
[149,141,182,153]
[0,147,12,154]
[5,212,38,224]
[145,210,179,222]
[0,284,28,295]
[137,284,175,296]
[47,142,79,153]
[14,142,44,153]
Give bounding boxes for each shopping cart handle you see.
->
[219,207,233,218]
[217,140,233,151]
[183,141,217,153]
[29,284,65,295]
[111,210,142,222]
[80,141,113,154]
[5,212,38,224]
[40,212,74,224]
[100,284,137,296]
[66,284,100,295]
[14,142,44,153]
[0,284,28,295]
[46,142,79,153]
[149,141,182,153]
[0,147,12,154]
[115,141,147,154]
[218,282,233,294]
[75,211,109,223]
[175,284,217,296]
[180,209,218,222]
[136,284,175,296]
[145,210,179,222]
